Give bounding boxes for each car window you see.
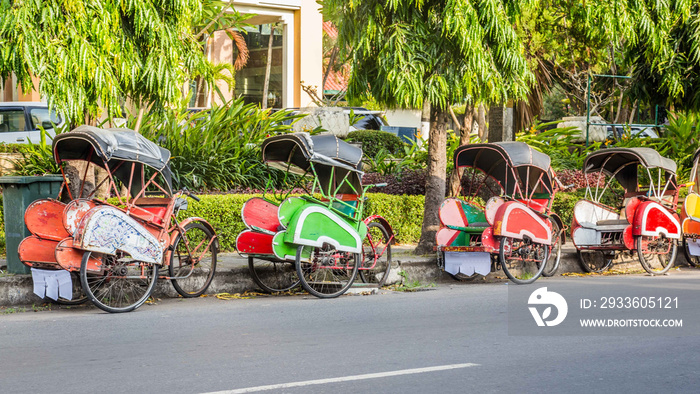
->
[0,109,26,132]
[352,115,382,130]
[29,108,62,130]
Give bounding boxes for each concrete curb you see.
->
[0,245,693,307]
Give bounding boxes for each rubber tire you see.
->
[499,237,548,285]
[637,236,676,275]
[80,251,159,313]
[51,272,89,305]
[359,222,393,287]
[682,237,700,267]
[577,250,614,273]
[169,222,218,297]
[248,257,300,293]
[542,221,562,277]
[295,245,359,299]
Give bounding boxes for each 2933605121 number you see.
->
[599,296,678,309]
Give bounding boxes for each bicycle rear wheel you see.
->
[169,222,218,297]
[248,257,300,293]
[542,221,562,277]
[80,252,159,313]
[499,237,548,284]
[637,236,676,275]
[359,222,392,287]
[295,245,359,298]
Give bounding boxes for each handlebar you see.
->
[180,188,201,202]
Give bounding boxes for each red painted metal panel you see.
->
[632,201,681,237]
[18,235,60,268]
[236,229,275,256]
[24,199,69,241]
[494,201,552,245]
[439,198,470,228]
[55,237,102,272]
[241,197,281,233]
[63,199,98,235]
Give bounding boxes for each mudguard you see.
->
[493,201,552,245]
[549,213,566,243]
[631,200,681,239]
[282,204,365,254]
[74,206,163,264]
[363,215,394,240]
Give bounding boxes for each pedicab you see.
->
[435,142,563,284]
[681,148,700,267]
[572,148,681,274]
[236,132,393,298]
[18,125,218,313]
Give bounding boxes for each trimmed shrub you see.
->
[347,130,405,158]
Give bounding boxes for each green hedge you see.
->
[181,193,425,251]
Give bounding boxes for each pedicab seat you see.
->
[131,197,172,225]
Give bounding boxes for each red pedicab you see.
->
[19,126,218,312]
[436,142,564,284]
[572,148,681,274]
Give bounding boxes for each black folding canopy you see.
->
[262,132,363,194]
[454,142,554,196]
[583,147,676,192]
[53,125,173,196]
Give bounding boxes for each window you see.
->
[233,24,284,107]
[0,109,26,132]
[29,108,62,130]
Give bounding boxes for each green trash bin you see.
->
[0,175,64,274]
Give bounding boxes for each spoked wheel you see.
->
[499,237,548,284]
[248,257,300,293]
[51,271,89,306]
[542,221,562,277]
[637,236,677,275]
[682,237,700,267]
[169,222,218,297]
[577,250,614,273]
[295,245,359,298]
[359,222,392,287]
[80,252,159,313]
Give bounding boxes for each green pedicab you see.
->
[236,132,394,298]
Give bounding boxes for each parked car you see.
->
[606,125,659,141]
[275,107,389,131]
[0,102,65,144]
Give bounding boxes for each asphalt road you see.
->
[1,271,700,394]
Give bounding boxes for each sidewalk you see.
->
[0,244,694,307]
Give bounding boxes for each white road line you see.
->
[202,363,480,394]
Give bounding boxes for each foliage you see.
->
[364,139,428,176]
[11,129,60,176]
[347,130,405,158]
[363,169,427,196]
[651,112,699,181]
[138,99,295,191]
[625,1,700,112]
[0,0,211,123]
[0,144,23,154]
[516,122,594,170]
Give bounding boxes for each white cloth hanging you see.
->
[30,268,73,301]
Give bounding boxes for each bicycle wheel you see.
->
[295,245,359,298]
[499,237,548,284]
[359,222,392,287]
[577,250,614,273]
[637,236,677,275]
[248,257,300,293]
[169,222,218,297]
[52,271,88,306]
[542,221,562,277]
[682,237,700,267]
[80,251,159,313]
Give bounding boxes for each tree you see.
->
[324,0,533,254]
[624,0,700,113]
[0,0,213,124]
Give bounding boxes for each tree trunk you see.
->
[447,103,474,197]
[261,25,276,109]
[414,106,449,255]
[477,104,486,141]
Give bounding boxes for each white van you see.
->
[0,102,65,144]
